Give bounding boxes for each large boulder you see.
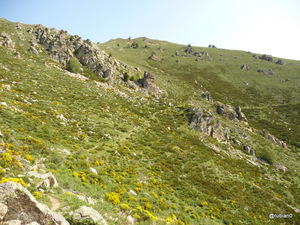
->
[71,206,107,225]
[0,181,69,224]
[28,46,38,55]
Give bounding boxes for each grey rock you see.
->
[15,52,21,58]
[232,139,241,146]
[3,220,22,225]
[139,71,162,98]
[275,163,287,172]
[72,206,107,225]
[268,69,274,75]
[235,106,248,123]
[127,215,134,224]
[28,46,38,55]
[148,53,160,61]
[15,22,22,30]
[187,107,230,141]
[0,181,69,224]
[259,54,273,62]
[275,59,285,65]
[28,27,34,34]
[241,64,249,70]
[201,92,213,102]
[0,203,8,220]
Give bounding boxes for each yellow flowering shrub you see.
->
[143,210,158,221]
[1,152,23,170]
[0,177,26,187]
[33,191,43,199]
[105,192,120,205]
[120,203,130,210]
[0,166,6,177]
[25,154,35,162]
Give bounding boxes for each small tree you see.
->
[67,57,81,73]
[123,72,129,82]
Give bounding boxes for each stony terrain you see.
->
[0,18,299,224]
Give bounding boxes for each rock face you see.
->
[33,25,124,84]
[0,32,15,48]
[139,71,161,98]
[260,130,288,149]
[0,181,69,225]
[187,107,230,141]
[71,206,107,225]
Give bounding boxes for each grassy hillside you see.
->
[0,18,299,224]
[99,38,300,148]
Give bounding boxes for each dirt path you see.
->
[48,195,60,211]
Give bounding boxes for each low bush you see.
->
[67,58,81,73]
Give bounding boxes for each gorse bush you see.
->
[67,57,81,73]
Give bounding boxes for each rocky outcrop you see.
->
[148,53,160,61]
[71,206,107,225]
[15,22,22,30]
[259,54,273,62]
[243,145,255,155]
[235,106,248,123]
[0,181,69,224]
[260,130,288,149]
[257,68,274,75]
[33,26,124,84]
[187,107,230,141]
[0,32,15,49]
[217,104,248,123]
[275,59,285,65]
[139,71,162,98]
[200,91,213,102]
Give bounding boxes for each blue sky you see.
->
[1,0,299,60]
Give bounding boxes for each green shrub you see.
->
[130,74,140,81]
[67,58,81,73]
[259,146,276,165]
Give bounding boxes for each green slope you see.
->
[99,37,300,147]
[0,18,299,224]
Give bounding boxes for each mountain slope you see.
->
[0,18,299,224]
[99,37,300,148]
